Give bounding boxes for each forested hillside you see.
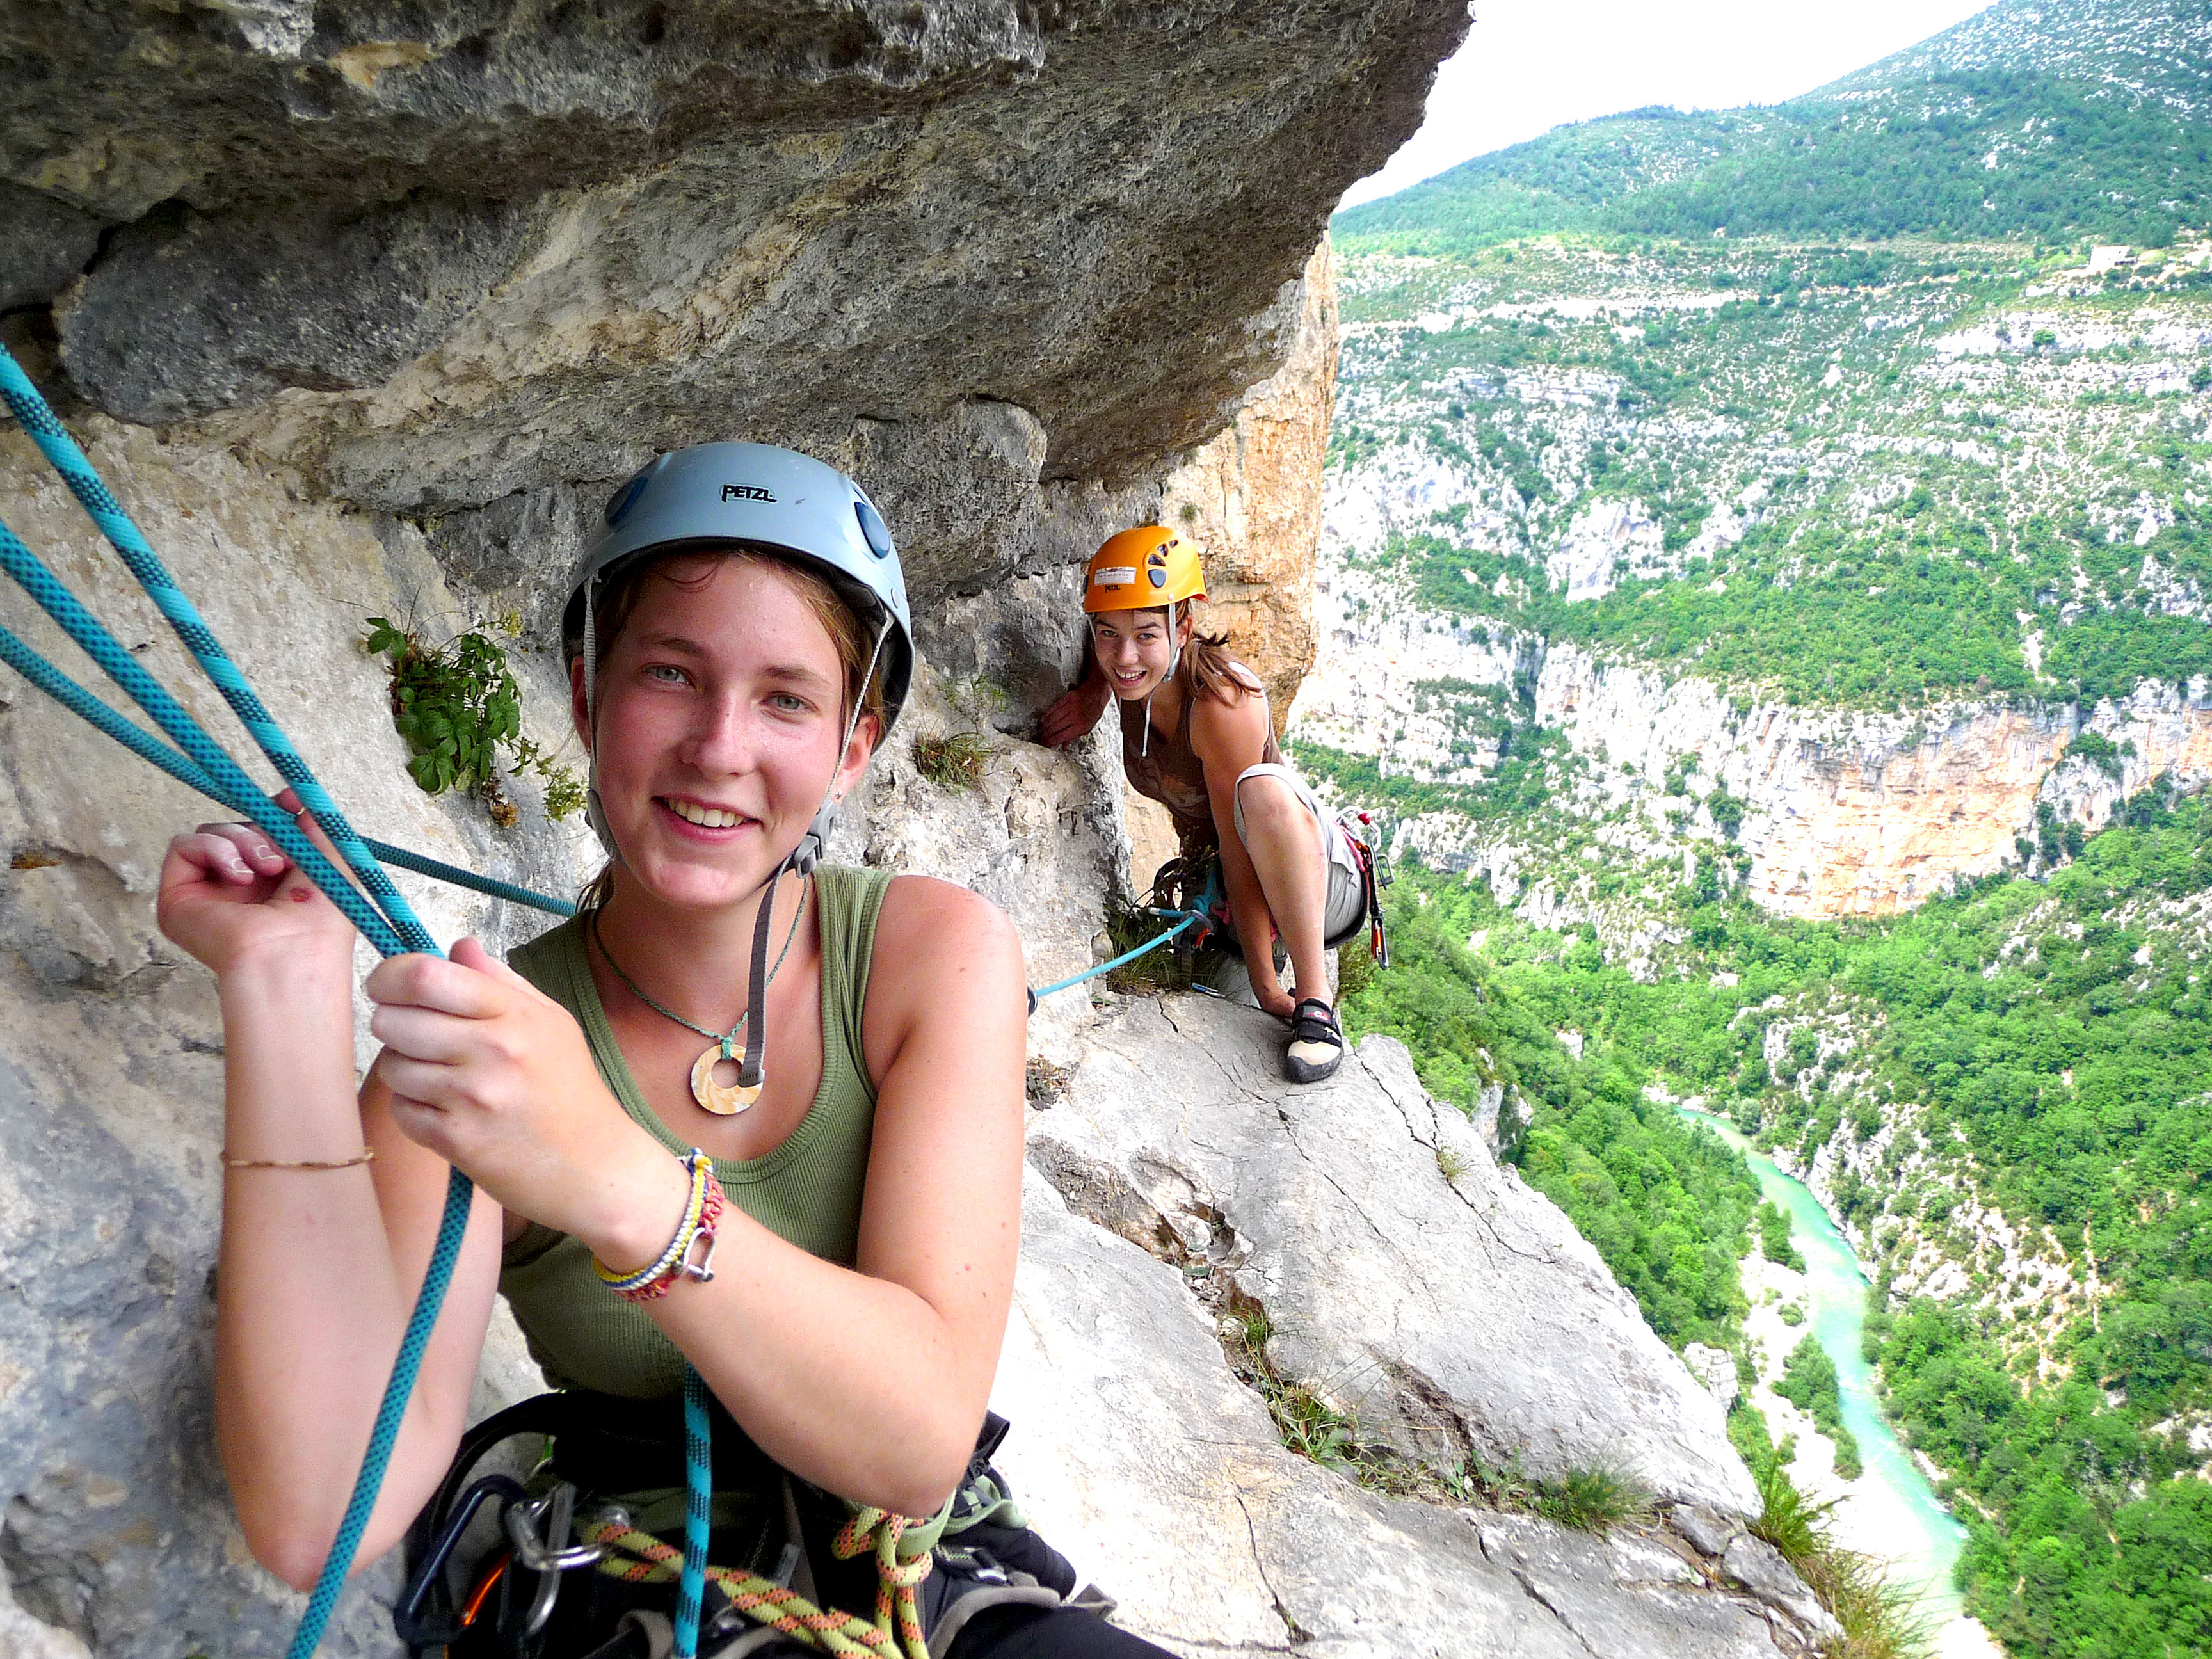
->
[1341,0,2212,253]
[1311,2,2212,1653]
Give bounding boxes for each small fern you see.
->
[363,616,584,825]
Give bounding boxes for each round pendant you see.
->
[691,1042,762,1116]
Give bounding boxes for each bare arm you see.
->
[1187,689,1292,1016]
[161,819,504,1591]
[364,876,1029,1519]
[648,877,1027,1512]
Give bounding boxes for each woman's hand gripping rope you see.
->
[363,945,694,1265]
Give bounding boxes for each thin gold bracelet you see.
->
[221,1147,376,1170]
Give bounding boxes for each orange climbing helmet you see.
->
[1082,525,1207,612]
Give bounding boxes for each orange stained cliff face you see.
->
[1749,703,2212,918]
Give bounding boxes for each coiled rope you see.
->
[0,344,597,1656]
[584,1504,933,1659]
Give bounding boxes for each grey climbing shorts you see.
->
[1230,763,1367,946]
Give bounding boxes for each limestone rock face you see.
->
[0,419,1121,1653]
[1162,240,1341,730]
[1295,534,2212,919]
[1025,993,1762,1517]
[997,1169,1809,1658]
[15,0,1463,599]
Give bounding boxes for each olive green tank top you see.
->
[499,864,895,1398]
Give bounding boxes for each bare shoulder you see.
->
[861,876,1025,1081]
[871,874,1023,982]
[1186,673,1270,762]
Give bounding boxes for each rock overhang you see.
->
[8,0,1473,607]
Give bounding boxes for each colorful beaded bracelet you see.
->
[594,1147,723,1303]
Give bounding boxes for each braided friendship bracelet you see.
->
[223,1147,375,1169]
[595,1148,723,1302]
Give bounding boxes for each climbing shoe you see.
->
[1285,998,1344,1084]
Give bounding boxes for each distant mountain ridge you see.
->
[1339,0,2212,250]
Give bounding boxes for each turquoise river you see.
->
[1678,1105,1972,1623]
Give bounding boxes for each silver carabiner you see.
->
[502,1483,605,1637]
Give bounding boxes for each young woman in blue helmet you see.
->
[157,445,1171,1656]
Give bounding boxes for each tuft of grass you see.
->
[1460,1455,1651,1534]
[1221,1309,1415,1489]
[1744,1446,1935,1659]
[1799,1548,1939,1659]
[913,730,990,793]
[1436,1144,1468,1182]
[1749,1445,1836,1562]
[1269,1382,1361,1468]
[1534,1465,1655,1532]
[1024,1057,1072,1105]
[1102,905,1194,995]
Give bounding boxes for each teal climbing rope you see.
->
[0,343,474,1657]
[0,349,437,954]
[0,622,575,918]
[0,344,720,1659]
[1025,910,1203,1012]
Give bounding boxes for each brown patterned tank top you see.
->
[1118,659,1276,856]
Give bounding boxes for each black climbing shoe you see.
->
[1285,998,1344,1084]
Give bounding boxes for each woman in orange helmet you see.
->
[1042,527,1364,1082]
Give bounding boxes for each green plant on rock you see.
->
[362,616,585,826]
[1534,1465,1655,1532]
[913,730,991,794]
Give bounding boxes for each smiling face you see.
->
[1090,606,1190,702]
[572,554,878,911]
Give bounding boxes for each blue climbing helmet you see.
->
[564,441,917,871]
[565,441,915,728]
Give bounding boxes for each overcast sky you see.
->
[1340,0,2001,210]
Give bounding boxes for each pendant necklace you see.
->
[589,877,808,1116]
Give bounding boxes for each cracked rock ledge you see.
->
[996,991,1834,1658]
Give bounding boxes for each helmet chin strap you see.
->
[1139,597,1178,761]
[729,616,888,1091]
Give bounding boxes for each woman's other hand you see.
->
[364,940,684,1251]
[1039,673,1111,748]
[156,791,355,975]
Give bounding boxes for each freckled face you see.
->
[1090,609,1182,701]
[575,557,869,910]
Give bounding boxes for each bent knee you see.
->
[1234,772,1303,829]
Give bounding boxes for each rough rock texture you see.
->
[0,182,105,314]
[1681,1343,1741,1410]
[15,0,1463,559]
[1294,534,2212,918]
[997,1149,1810,1656]
[1025,994,1761,1516]
[1161,240,1340,730]
[0,6,1827,1655]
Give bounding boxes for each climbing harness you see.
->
[396,1391,1100,1659]
[0,342,481,1658]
